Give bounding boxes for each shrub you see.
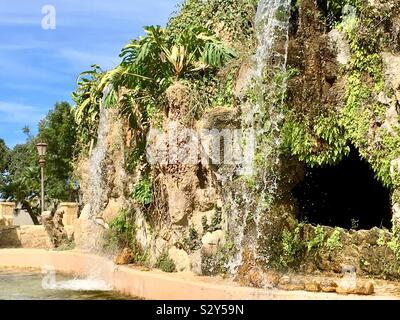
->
[156,251,177,273]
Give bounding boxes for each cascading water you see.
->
[87,86,112,220]
[226,0,291,274]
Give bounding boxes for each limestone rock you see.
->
[355,281,374,295]
[328,29,351,65]
[0,202,15,226]
[167,176,195,225]
[304,279,321,292]
[320,280,338,292]
[201,230,224,256]
[102,198,125,224]
[168,246,190,272]
[336,281,374,295]
[382,52,400,102]
[195,188,218,212]
[278,276,305,291]
[189,251,202,275]
[73,205,107,252]
[202,230,224,246]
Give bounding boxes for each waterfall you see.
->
[87,86,112,220]
[226,0,291,274]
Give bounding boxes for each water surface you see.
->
[0,270,134,300]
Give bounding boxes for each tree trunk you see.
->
[21,201,40,225]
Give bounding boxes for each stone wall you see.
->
[0,225,52,249]
[59,202,79,226]
[0,202,15,226]
[281,224,400,279]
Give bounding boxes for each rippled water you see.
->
[0,271,134,300]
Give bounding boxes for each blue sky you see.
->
[0,0,181,147]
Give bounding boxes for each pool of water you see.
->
[0,270,134,300]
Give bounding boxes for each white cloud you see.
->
[59,48,120,70]
[0,102,45,125]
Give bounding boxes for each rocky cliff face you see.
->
[74,0,400,281]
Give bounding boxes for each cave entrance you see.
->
[293,146,392,230]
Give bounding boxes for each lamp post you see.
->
[36,142,48,213]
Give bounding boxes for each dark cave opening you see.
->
[292,146,392,230]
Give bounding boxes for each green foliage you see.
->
[351,218,359,230]
[326,229,343,251]
[280,224,304,268]
[107,209,149,265]
[201,215,209,233]
[72,65,105,152]
[307,225,325,252]
[103,24,236,107]
[201,209,222,233]
[211,67,236,109]
[377,230,386,247]
[209,208,222,232]
[184,226,201,251]
[132,177,153,205]
[338,5,400,188]
[38,102,79,201]
[168,0,258,45]
[282,110,349,167]
[284,2,399,191]
[156,251,177,273]
[388,237,400,262]
[0,102,77,224]
[0,139,9,174]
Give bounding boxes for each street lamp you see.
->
[36,142,48,213]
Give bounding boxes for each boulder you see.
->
[278,276,305,291]
[304,279,321,292]
[168,246,190,272]
[201,230,225,256]
[202,230,224,246]
[189,251,202,275]
[336,280,374,295]
[320,279,338,292]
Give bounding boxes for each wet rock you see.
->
[243,267,268,288]
[115,248,133,265]
[74,205,107,251]
[356,281,375,295]
[320,280,338,292]
[304,279,321,292]
[278,276,305,291]
[336,281,374,295]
